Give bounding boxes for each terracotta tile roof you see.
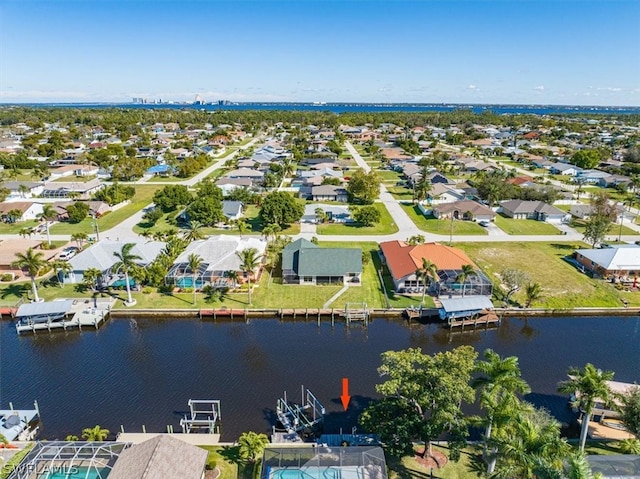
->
[380,241,477,279]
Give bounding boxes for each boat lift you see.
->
[276,386,325,434]
[180,399,221,434]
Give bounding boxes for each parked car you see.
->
[478,220,490,227]
[58,247,79,260]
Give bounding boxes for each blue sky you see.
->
[1,0,639,105]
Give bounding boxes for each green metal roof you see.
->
[282,239,362,276]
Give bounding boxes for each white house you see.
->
[0,201,44,223]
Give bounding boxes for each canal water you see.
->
[1,316,639,441]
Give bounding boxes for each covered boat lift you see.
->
[438,296,499,328]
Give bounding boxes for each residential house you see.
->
[379,240,492,296]
[550,162,581,176]
[302,204,351,223]
[165,236,267,289]
[222,200,243,221]
[574,245,640,278]
[48,164,99,180]
[569,203,634,224]
[576,169,612,185]
[282,238,362,285]
[216,178,253,195]
[424,183,466,205]
[0,201,43,223]
[311,185,348,202]
[40,178,105,200]
[224,168,265,183]
[431,200,496,222]
[109,435,208,479]
[1,181,44,200]
[499,200,569,223]
[63,240,167,286]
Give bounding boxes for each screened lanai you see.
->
[435,268,493,297]
[260,447,387,479]
[165,261,234,290]
[7,441,130,479]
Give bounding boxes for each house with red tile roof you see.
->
[379,240,492,297]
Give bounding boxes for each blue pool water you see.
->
[175,277,205,288]
[40,468,105,479]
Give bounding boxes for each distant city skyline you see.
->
[1,0,639,106]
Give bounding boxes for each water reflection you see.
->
[2,316,638,441]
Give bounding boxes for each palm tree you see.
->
[472,349,531,474]
[71,232,88,248]
[112,243,142,306]
[37,204,57,246]
[238,431,269,465]
[236,247,261,305]
[558,363,615,452]
[262,223,281,242]
[19,227,33,239]
[235,219,248,238]
[224,270,239,289]
[456,264,476,297]
[53,260,72,288]
[415,258,438,304]
[533,451,602,479]
[83,267,102,291]
[187,253,203,305]
[182,220,205,242]
[525,282,542,308]
[491,411,570,479]
[81,425,110,441]
[12,248,47,302]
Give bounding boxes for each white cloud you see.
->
[467,84,478,90]
[534,85,545,91]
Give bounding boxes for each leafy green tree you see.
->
[187,253,203,305]
[12,248,47,302]
[186,196,224,227]
[259,191,304,226]
[558,363,615,451]
[66,201,90,223]
[619,385,640,437]
[351,205,380,226]
[500,268,531,306]
[238,431,269,464]
[472,349,531,474]
[236,248,261,305]
[617,438,640,455]
[152,185,192,212]
[83,268,102,291]
[571,149,601,169]
[407,234,425,245]
[142,207,163,225]
[81,425,109,441]
[415,258,438,304]
[359,396,423,458]
[93,182,135,205]
[112,243,142,306]
[583,191,617,248]
[346,169,380,204]
[371,346,477,461]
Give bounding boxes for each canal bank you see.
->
[2,314,638,442]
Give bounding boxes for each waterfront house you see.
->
[574,244,640,278]
[109,435,208,479]
[63,240,166,286]
[379,240,492,296]
[165,235,267,289]
[499,200,569,223]
[431,200,496,222]
[281,238,362,285]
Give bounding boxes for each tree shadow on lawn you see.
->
[0,283,30,301]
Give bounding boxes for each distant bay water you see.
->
[5,102,640,115]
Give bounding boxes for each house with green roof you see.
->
[282,238,362,285]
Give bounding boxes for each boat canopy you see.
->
[438,295,494,320]
[15,300,75,319]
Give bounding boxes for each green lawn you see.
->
[386,186,415,200]
[400,204,488,236]
[375,170,403,182]
[388,445,481,479]
[48,184,163,236]
[317,203,399,236]
[458,241,640,308]
[494,215,562,235]
[571,219,639,238]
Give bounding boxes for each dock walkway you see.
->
[16,298,115,334]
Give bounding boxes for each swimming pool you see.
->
[175,277,205,288]
[39,467,108,479]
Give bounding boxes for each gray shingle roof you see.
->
[108,435,207,479]
[68,240,166,273]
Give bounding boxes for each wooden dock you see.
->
[448,310,500,330]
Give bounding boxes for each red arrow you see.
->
[340,377,351,411]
